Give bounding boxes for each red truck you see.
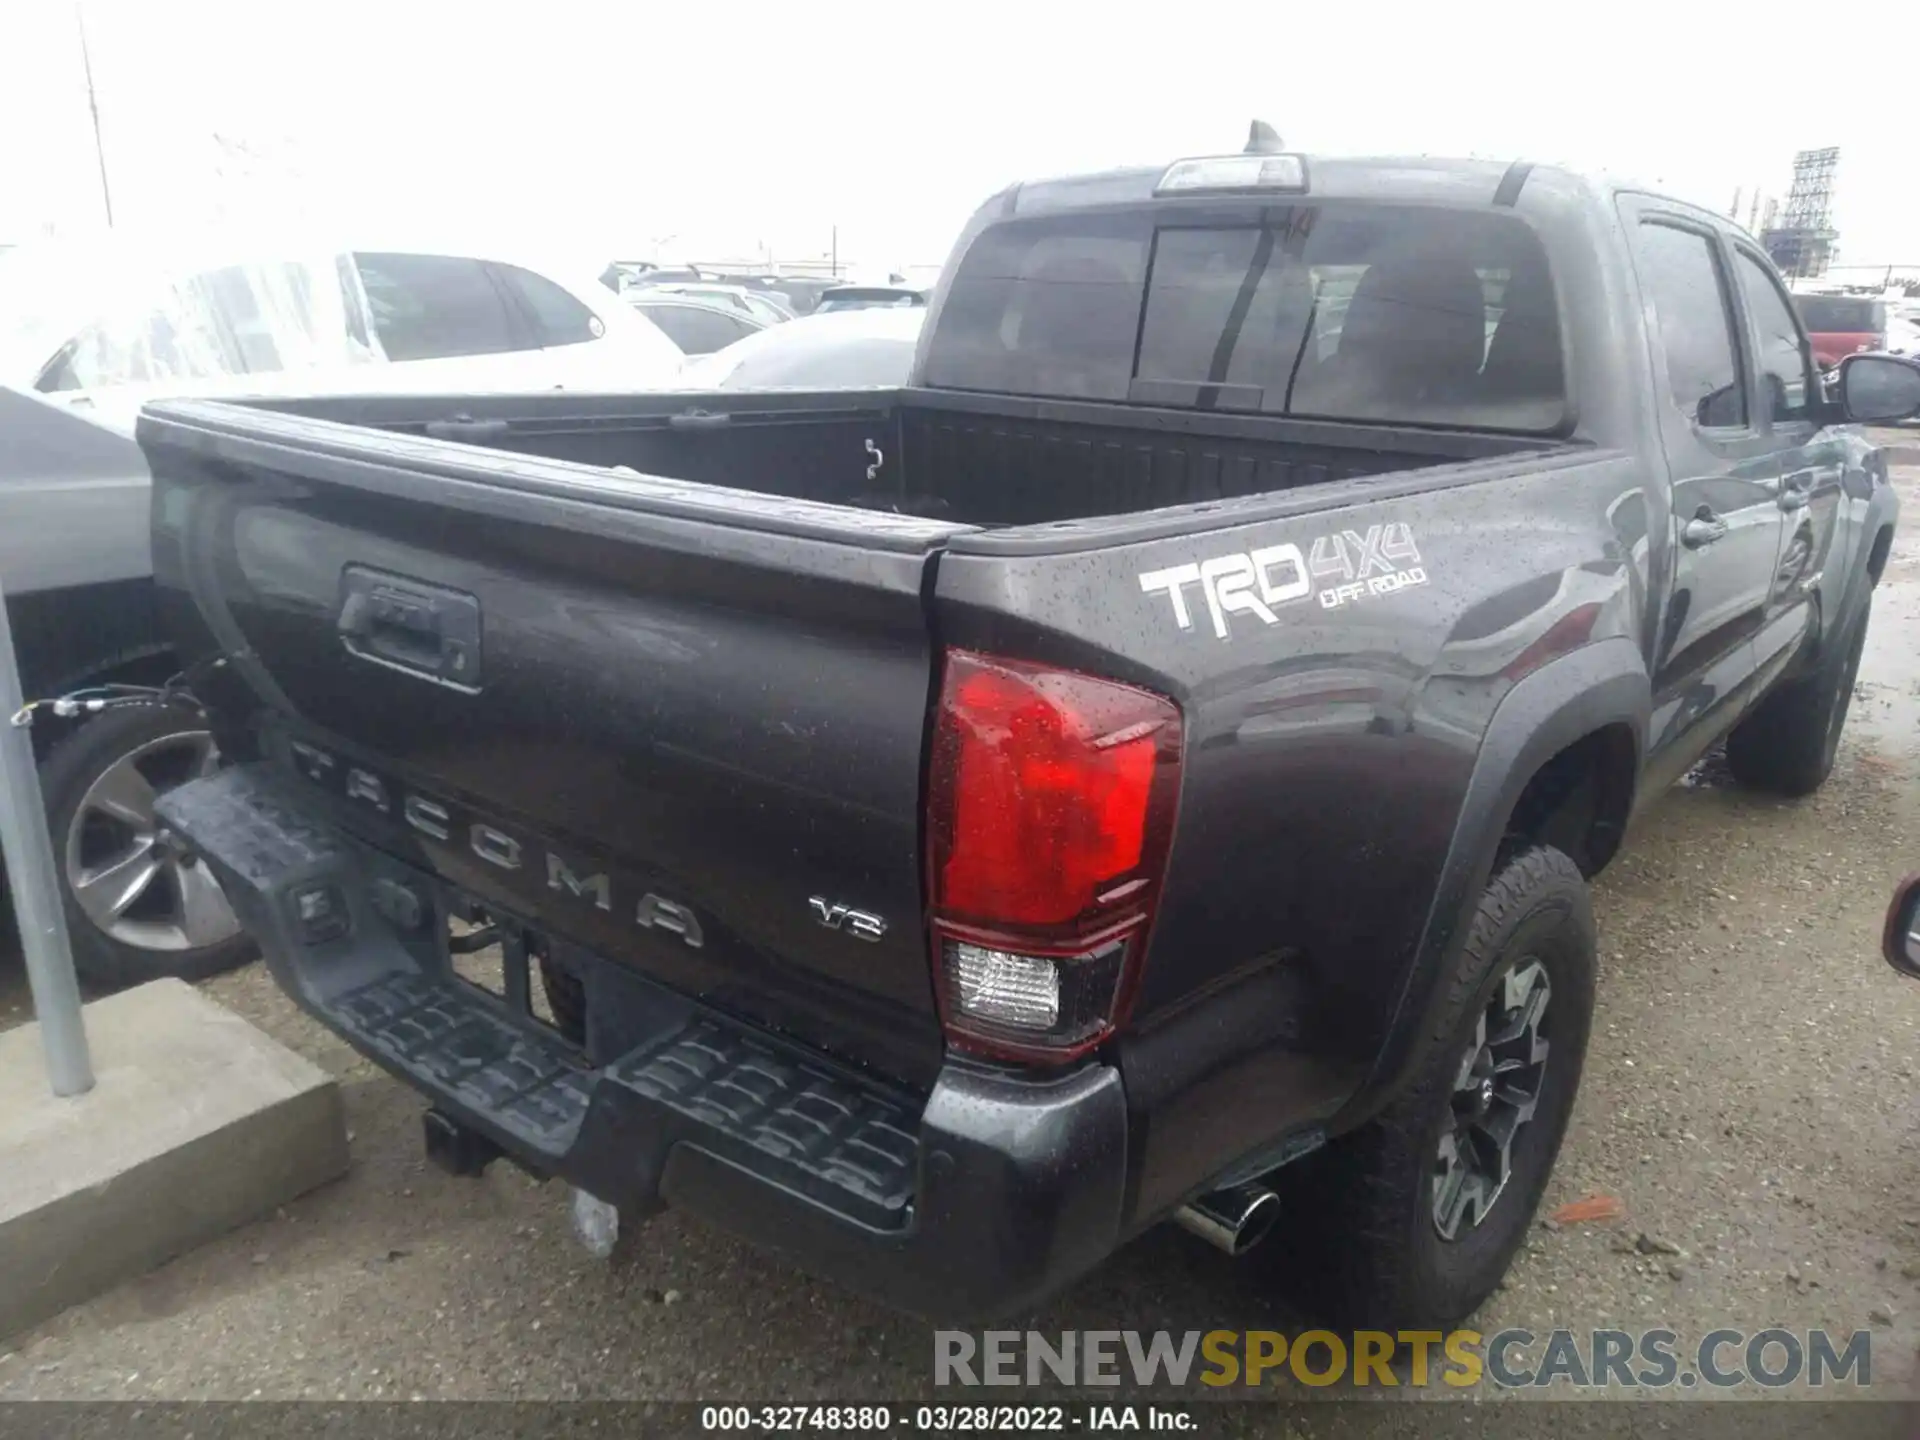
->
[1793,294,1889,369]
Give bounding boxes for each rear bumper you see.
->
[156,764,1128,1319]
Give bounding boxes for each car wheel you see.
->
[1256,846,1595,1329]
[1725,597,1869,798]
[39,703,254,990]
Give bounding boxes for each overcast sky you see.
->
[2,0,1912,277]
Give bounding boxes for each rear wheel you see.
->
[1257,846,1594,1329]
[40,703,254,990]
[1726,598,1869,797]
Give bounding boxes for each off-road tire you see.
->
[1725,598,1870,797]
[1257,846,1595,1330]
[39,703,256,990]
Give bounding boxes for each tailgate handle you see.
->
[337,566,482,690]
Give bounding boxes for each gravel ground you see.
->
[3,443,1919,1413]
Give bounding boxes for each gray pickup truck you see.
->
[138,140,1914,1328]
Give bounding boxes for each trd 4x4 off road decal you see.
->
[1139,522,1428,639]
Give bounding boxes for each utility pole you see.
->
[0,577,94,1097]
[76,1,113,226]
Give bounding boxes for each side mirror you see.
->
[1838,353,1920,423]
[1886,874,1920,980]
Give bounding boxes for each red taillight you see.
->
[927,650,1182,1061]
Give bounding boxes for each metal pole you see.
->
[0,579,94,1096]
[76,0,114,228]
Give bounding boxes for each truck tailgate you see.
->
[142,399,962,1087]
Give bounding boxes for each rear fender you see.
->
[1333,636,1648,1130]
[1793,435,1899,676]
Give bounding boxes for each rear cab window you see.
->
[922,201,1568,432]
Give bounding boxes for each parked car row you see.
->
[646,283,795,323]
[606,263,862,318]
[598,257,929,352]
[621,277,927,355]
[605,262,826,310]
[1,234,694,983]
[812,284,927,314]
[2,237,686,434]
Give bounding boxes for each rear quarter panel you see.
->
[934,449,1655,1222]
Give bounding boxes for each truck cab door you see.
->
[1623,208,1787,786]
[1725,243,1842,682]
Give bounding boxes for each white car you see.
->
[646,283,796,325]
[678,306,924,390]
[0,236,685,433]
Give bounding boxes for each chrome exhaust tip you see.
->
[1174,1183,1280,1256]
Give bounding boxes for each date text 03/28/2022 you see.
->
[700,1405,1192,1432]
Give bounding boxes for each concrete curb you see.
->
[0,978,349,1340]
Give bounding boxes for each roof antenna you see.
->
[1245,120,1284,155]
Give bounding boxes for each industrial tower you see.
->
[1761,148,1839,279]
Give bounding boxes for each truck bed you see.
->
[259,386,1560,529]
[138,384,1576,1094]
